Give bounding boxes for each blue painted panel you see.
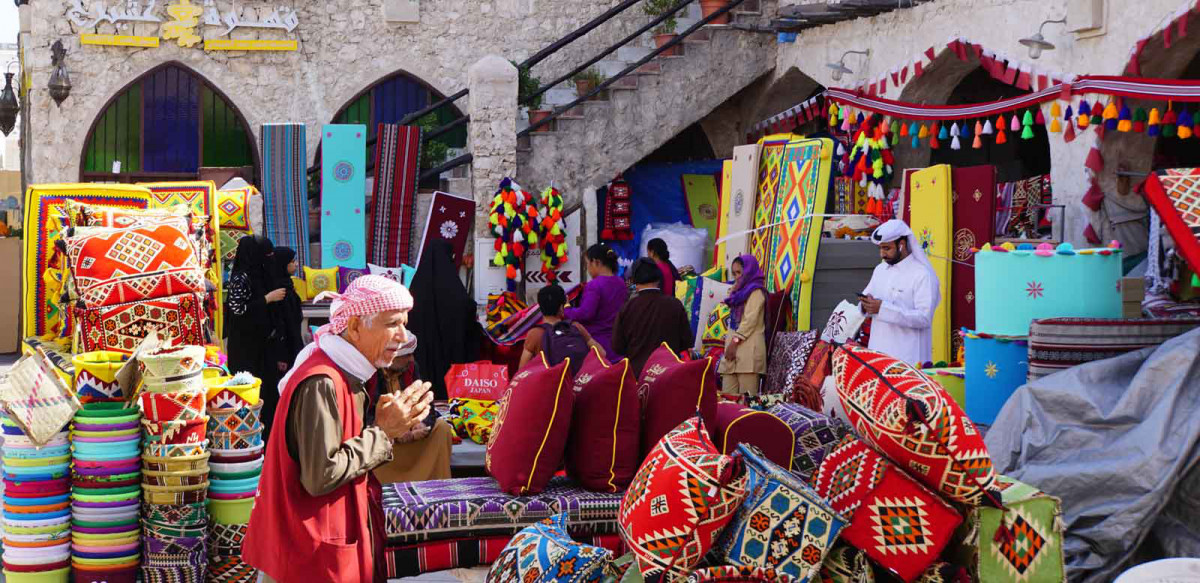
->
[142,66,200,173]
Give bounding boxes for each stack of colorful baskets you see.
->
[70,351,142,583]
[2,419,71,582]
[138,346,210,583]
[204,373,264,582]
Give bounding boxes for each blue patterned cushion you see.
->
[718,444,847,582]
[486,512,615,583]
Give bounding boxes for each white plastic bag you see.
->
[640,222,710,273]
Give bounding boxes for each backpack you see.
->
[540,321,589,376]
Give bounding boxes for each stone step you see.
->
[609,75,638,90]
[616,46,653,63]
[542,86,578,108]
[636,61,662,75]
[445,177,472,194]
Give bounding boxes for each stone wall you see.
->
[771,0,1199,247]
[20,0,656,183]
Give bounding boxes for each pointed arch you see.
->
[79,61,260,185]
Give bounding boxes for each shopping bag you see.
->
[444,361,509,401]
[820,300,867,344]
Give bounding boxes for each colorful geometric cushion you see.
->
[764,331,818,396]
[619,416,748,583]
[66,199,191,228]
[832,344,1000,507]
[795,340,833,412]
[710,403,794,472]
[717,444,845,581]
[486,356,574,495]
[290,277,308,301]
[336,266,369,294]
[66,220,206,308]
[74,292,207,354]
[702,302,733,351]
[687,565,799,583]
[368,263,416,287]
[219,229,251,280]
[811,435,962,582]
[486,513,615,583]
[566,349,640,493]
[303,266,337,300]
[217,188,252,231]
[817,543,874,583]
[446,398,499,445]
[638,344,718,458]
[948,475,1065,583]
[207,554,259,582]
[767,403,850,483]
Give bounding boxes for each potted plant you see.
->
[513,60,550,132]
[700,0,731,24]
[573,68,606,99]
[643,0,681,57]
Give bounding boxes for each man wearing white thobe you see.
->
[860,219,940,365]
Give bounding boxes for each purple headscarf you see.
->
[724,254,766,330]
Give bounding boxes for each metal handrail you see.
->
[520,0,747,136]
[419,153,473,182]
[517,0,647,71]
[521,0,695,107]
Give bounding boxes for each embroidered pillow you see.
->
[638,344,718,458]
[818,543,873,583]
[948,475,1066,583]
[768,403,851,482]
[687,566,799,583]
[74,292,207,354]
[718,444,845,581]
[565,348,640,493]
[485,355,574,495]
[619,416,747,583]
[66,221,207,308]
[337,266,369,294]
[795,340,833,412]
[832,344,1001,507]
[303,266,338,300]
[711,403,794,471]
[217,188,251,231]
[65,199,192,229]
[446,398,500,445]
[812,435,962,582]
[291,277,308,302]
[368,263,416,287]
[764,331,818,396]
[487,513,615,583]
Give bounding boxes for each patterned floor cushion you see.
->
[711,402,794,472]
[1142,295,1200,319]
[795,340,833,412]
[567,349,640,493]
[1027,317,1200,381]
[65,219,207,308]
[811,435,962,583]
[768,403,851,483]
[948,475,1065,583]
[764,331,818,397]
[639,344,719,458]
[73,292,207,353]
[817,543,873,583]
[487,513,618,583]
[383,533,627,579]
[832,344,1001,507]
[382,476,623,544]
[619,417,747,583]
[717,444,845,581]
[486,356,574,495]
[217,187,253,231]
[687,565,799,583]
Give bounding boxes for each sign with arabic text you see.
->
[66,0,300,51]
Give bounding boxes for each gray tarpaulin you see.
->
[985,327,1200,583]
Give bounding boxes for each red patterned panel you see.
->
[812,436,962,582]
[74,292,206,353]
[832,344,999,507]
[67,219,206,307]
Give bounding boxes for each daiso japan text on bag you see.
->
[445,361,509,401]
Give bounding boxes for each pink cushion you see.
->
[710,403,795,471]
[565,349,640,493]
[485,355,575,495]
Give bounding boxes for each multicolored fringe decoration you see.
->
[845,114,894,219]
[488,178,539,289]
[537,187,567,281]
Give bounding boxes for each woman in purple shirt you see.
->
[564,244,628,359]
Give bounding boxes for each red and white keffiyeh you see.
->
[315,274,414,335]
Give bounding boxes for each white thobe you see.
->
[862,254,937,365]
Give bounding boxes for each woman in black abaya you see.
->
[408,240,480,399]
[224,236,286,439]
[260,246,304,442]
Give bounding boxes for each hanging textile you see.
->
[682,174,721,245]
[320,124,368,269]
[950,165,998,360]
[909,165,954,364]
[751,134,793,267]
[601,176,633,241]
[766,138,834,330]
[418,191,476,269]
[994,182,1016,236]
[369,124,423,267]
[1143,168,1200,277]
[261,123,311,266]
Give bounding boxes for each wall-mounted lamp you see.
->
[0,62,18,137]
[827,50,870,82]
[48,40,72,107]
[1019,17,1067,59]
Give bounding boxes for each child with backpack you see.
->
[519,284,605,377]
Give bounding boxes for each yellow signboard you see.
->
[203,39,298,51]
[81,34,161,48]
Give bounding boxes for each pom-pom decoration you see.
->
[537,186,568,280]
[488,178,540,289]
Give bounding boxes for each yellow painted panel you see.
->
[909,165,954,363]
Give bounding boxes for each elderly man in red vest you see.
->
[245,275,434,583]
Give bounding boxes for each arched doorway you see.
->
[324,70,466,189]
[80,63,258,184]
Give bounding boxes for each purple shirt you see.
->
[564,274,627,359]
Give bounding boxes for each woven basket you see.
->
[142,468,210,488]
[72,351,130,403]
[139,389,206,423]
[204,376,262,409]
[1,352,82,447]
[206,401,263,436]
[139,346,205,394]
[142,441,208,459]
[140,417,208,445]
[142,482,209,505]
[141,452,210,473]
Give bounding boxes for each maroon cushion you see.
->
[485,355,575,495]
[565,348,640,493]
[710,403,795,471]
[638,344,718,458]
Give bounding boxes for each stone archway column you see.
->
[467,55,518,236]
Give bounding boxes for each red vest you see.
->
[243,349,383,582]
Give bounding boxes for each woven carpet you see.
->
[384,533,625,578]
[950,166,997,360]
[261,123,311,266]
[751,134,792,268]
[320,124,368,269]
[417,191,475,268]
[765,137,833,330]
[143,180,222,338]
[1027,317,1200,381]
[369,124,423,268]
[1144,168,1200,276]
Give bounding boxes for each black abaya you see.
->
[224,236,281,438]
[408,240,480,399]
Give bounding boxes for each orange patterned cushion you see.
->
[66,219,207,308]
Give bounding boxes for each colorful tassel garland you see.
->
[951,135,961,150]
[1103,100,1119,125]
[1021,124,1035,140]
[930,123,941,149]
[938,123,950,140]
[996,127,1008,144]
[900,122,910,137]
[960,122,971,138]
[1050,117,1062,133]
[1090,100,1103,126]
[972,134,983,149]
[1063,119,1077,142]
[996,115,1006,132]
[1117,104,1132,132]
[1010,114,1021,132]
[1022,110,1034,126]
[1164,109,1179,138]
[1179,109,1193,139]
[912,135,920,149]
[982,120,994,135]
[1148,108,1162,136]
[918,124,929,139]
[890,120,900,136]
[1035,108,1046,125]
[1133,108,1148,133]
[975,120,983,136]
[1078,101,1091,128]
[1050,101,1062,119]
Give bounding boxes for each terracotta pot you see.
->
[700,0,731,24]
[528,109,553,133]
[575,79,597,98]
[654,33,682,57]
